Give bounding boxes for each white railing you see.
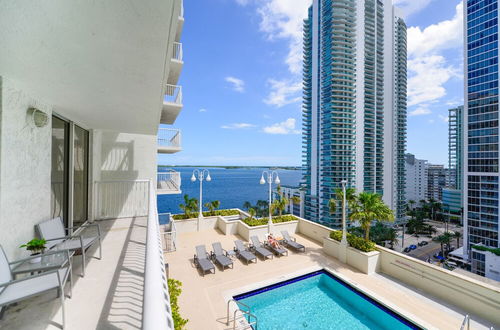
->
[172,42,183,61]
[164,84,182,105]
[94,180,149,220]
[158,128,181,148]
[157,170,181,191]
[163,216,177,252]
[180,0,184,18]
[143,180,174,330]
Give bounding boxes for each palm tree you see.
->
[243,201,252,210]
[290,195,301,205]
[349,192,395,240]
[433,233,451,257]
[408,200,416,210]
[204,202,214,214]
[271,196,288,216]
[179,194,198,217]
[248,208,256,220]
[211,200,220,213]
[452,231,461,248]
[328,187,357,216]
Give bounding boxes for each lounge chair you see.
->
[211,242,233,271]
[194,245,215,276]
[234,240,257,265]
[263,236,288,257]
[0,245,72,329]
[249,236,273,260]
[36,217,101,277]
[281,231,306,252]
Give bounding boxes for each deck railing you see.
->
[157,170,181,191]
[163,216,177,253]
[165,84,182,105]
[172,42,183,61]
[143,180,174,330]
[94,180,149,220]
[158,128,181,149]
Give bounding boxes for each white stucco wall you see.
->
[0,77,53,259]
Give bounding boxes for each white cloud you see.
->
[438,114,449,123]
[409,107,432,116]
[199,108,207,112]
[221,123,255,129]
[393,0,433,18]
[406,2,463,108]
[263,79,302,107]
[428,119,435,124]
[225,76,245,92]
[263,118,300,134]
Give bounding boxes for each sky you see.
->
[159,0,464,167]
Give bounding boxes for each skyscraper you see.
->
[448,105,464,190]
[302,0,407,226]
[464,0,500,278]
[405,153,428,203]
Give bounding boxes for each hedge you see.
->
[472,245,500,256]
[168,279,188,330]
[173,209,240,220]
[329,230,376,253]
[242,214,298,227]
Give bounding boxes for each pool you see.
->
[233,270,422,330]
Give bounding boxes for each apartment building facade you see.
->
[464,0,500,279]
[427,164,446,201]
[404,153,428,203]
[302,0,407,227]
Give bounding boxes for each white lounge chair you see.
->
[0,245,72,329]
[281,231,306,252]
[36,217,101,277]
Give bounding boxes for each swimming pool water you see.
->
[234,271,420,330]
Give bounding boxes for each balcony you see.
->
[1,180,174,329]
[158,128,181,154]
[160,84,182,124]
[157,170,181,195]
[167,42,183,85]
[175,0,184,42]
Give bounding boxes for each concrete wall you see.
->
[378,246,500,325]
[0,77,53,259]
[297,217,332,243]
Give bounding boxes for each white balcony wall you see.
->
[0,77,53,260]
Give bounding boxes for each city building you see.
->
[448,105,464,190]
[0,0,185,328]
[471,245,500,281]
[404,153,428,203]
[282,185,306,218]
[442,188,463,224]
[464,0,500,280]
[427,164,446,201]
[302,0,407,227]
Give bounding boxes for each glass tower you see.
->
[302,0,407,227]
[464,0,500,276]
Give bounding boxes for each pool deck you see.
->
[166,229,495,330]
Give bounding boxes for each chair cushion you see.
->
[37,217,66,249]
[0,267,69,306]
[56,236,98,251]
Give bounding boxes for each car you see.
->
[418,241,428,246]
[403,247,411,253]
[409,244,417,250]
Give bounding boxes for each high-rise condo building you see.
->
[464,0,500,279]
[427,164,446,201]
[404,153,428,203]
[302,0,407,226]
[448,106,464,190]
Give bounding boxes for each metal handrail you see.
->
[165,85,182,104]
[460,315,470,330]
[233,309,257,330]
[227,299,257,329]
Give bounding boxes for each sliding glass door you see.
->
[51,116,70,227]
[51,116,90,228]
[73,126,89,227]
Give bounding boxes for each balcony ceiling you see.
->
[0,0,179,135]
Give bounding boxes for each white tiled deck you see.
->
[1,217,147,330]
[166,229,496,330]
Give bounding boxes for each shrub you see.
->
[168,278,188,330]
[329,230,376,253]
[242,214,298,227]
[172,209,240,220]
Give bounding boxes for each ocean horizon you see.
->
[157,167,302,215]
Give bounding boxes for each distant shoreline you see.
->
[157,165,302,170]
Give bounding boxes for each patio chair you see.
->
[211,242,233,271]
[194,245,215,276]
[36,217,101,277]
[234,240,257,265]
[281,231,305,252]
[0,245,72,329]
[249,236,273,260]
[263,236,288,257]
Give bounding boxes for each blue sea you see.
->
[157,167,301,214]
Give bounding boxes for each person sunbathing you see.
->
[267,234,282,249]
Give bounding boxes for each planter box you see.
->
[237,220,299,241]
[323,237,380,275]
[173,216,218,233]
